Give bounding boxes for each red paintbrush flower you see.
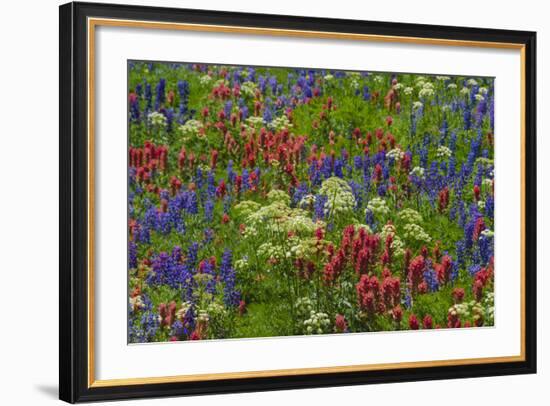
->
[452,288,465,303]
[473,185,481,201]
[438,186,450,212]
[335,314,348,333]
[216,179,227,198]
[392,305,403,324]
[211,149,219,168]
[408,255,425,294]
[409,314,419,330]
[423,315,433,329]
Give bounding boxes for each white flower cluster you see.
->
[347,72,361,89]
[393,82,404,90]
[298,194,316,209]
[289,237,323,260]
[282,214,322,235]
[267,189,291,206]
[460,87,471,96]
[303,310,330,334]
[478,87,489,95]
[366,197,390,218]
[480,229,494,239]
[412,101,423,111]
[398,208,423,224]
[477,200,486,211]
[449,303,470,319]
[296,297,314,317]
[129,295,145,310]
[475,157,494,167]
[179,119,204,138]
[242,225,258,239]
[418,82,435,99]
[447,83,458,90]
[410,166,425,179]
[483,292,495,324]
[436,76,450,81]
[387,148,405,161]
[246,201,289,226]
[466,78,478,86]
[449,299,489,326]
[323,74,334,81]
[436,145,452,159]
[246,200,323,236]
[207,302,227,319]
[196,308,210,324]
[199,74,212,85]
[257,242,285,261]
[482,178,493,189]
[148,111,167,128]
[474,93,485,101]
[403,86,414,95]
[234,200,262,219]
[415,76,427,87]
[245,116,265,129]
[379,223,405,257]
[268,115,293,131]
[403,223,431,243]
[234,257,250,272]
[241,81,257,98]
[373,75,384,83]
[319,177,357,217]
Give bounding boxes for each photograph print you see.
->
[127,61,495,343]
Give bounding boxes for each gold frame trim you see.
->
[87,17,527,388]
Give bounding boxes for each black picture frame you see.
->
[59,1,537,403]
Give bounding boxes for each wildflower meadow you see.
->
[128,61,495,343]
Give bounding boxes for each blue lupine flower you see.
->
[293,182,309,206]
[129,241,137,269]
[204,198,214,222]
[185,191,198,215]
[463,104,471,131]
[353,155,363,171]
[423,263,439,292]
[154,78,166,110]
[177,80,190,123]
[207,171,217,198]
[220,249,240,307]
[186,243,199,272]
[144,83,152,111]
[129,94,140,122]
[241,169,250,191]
[224,100,233,118]
[365,208,375,231]
[362,85,370,101]
[263,102,273,123]
[334,158,344,178]
[345,179,362,208]
[314,194,327,221]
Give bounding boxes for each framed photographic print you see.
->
[59,1,537,403]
